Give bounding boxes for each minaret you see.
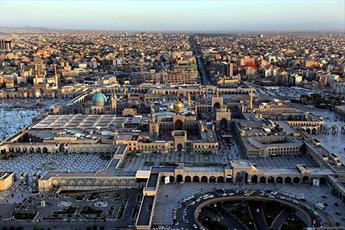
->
[110,94,117,113]
[150,104,155,122]
[187,92,191,107]
[248,91,254,111]
[149,104,159,137]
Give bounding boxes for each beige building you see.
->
[0,172,14,191]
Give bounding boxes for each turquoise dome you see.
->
[92,93,107,106]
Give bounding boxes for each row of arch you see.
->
[250,175,315,184]
[161,175,225,183]
[51,178,137,188]
[151,90,255,96]
[5,147,50,154]
[234,171,326,185]
[161,173,325,185]
[304,127,320,135]
[1,146,114,154]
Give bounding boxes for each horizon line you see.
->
[1,26,344,34]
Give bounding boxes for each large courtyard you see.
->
[0,99,66,141]
[0,107,38,141]
[310,109,345,162]
[0,153,110,178]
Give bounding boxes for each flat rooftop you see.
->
[182,166,224,173]
[147,173,159,187]
[32,114,149,129]
[230,160,252,168]
[137,196,154,226]
[33,115,119,129]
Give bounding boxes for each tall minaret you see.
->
[110,94,117,113]
[248,91,254,111]
[149,104,159,137]
[150,104,155,122]
[187,92,191,107]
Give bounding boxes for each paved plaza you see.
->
[251,154,318,169]
[255,86,317,99]
[0,153,110,177]
[120,136,241,171]
[0,99,66,141]
[0,108,38,141]
[122,151,229,171]
[310,109,345,162]
[0,182,33,204]
[153,183,345,227]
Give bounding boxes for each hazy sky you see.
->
[0,0,344,32]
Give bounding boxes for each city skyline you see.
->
[1,1,345,228]
[0,0,344,32]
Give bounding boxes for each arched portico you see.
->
[193,176,200,182]
[176,174,183,183]
[201,176,208,183]
[260,176,266,184]
[235,171,249,184]
[293,177,300,184]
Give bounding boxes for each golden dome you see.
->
[173,100,184,114]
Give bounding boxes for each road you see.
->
[271,208,291,230]
[190,35,213,86]
[248,200,267,230]
[219,206,247,230]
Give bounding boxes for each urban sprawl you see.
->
[0,31,345,230]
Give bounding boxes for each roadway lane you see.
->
[190,35,213,86]
[247,201,267,230]
[271,208,291,230]
[219,206,247,230]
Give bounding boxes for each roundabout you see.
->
[174,189,329,229]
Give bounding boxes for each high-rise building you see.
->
[227,62,235,77]
[0,40,12,50]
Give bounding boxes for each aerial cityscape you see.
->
[0,0,345,230]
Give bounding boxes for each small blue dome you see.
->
[92,93,107,106]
